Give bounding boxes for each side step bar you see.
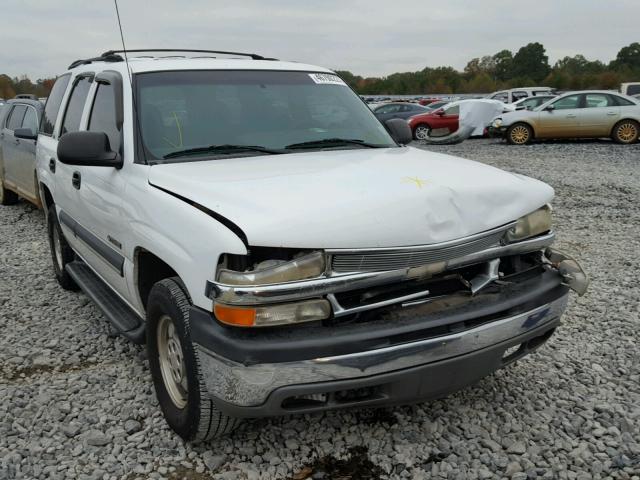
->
[66,261,146,344]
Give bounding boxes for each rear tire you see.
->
[0,181,19,205]
[413,124,431,140]
[507,123,533,145]
[47,204,79,290]
[612,120,639,144]
[146,277,241,442]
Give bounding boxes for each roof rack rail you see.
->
[103,49,275,61]
[67,49,276,70]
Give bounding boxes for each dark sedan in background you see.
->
[372,102,428,122]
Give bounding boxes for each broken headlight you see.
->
[217,251,325,286]
[505,205,552,243]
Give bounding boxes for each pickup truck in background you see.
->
[35,49,588,443]
[0,98,43,206]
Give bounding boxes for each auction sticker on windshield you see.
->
[309,73,347,86]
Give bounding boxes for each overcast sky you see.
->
[2,0,639,79]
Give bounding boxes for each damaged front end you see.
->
[206,208,588,328]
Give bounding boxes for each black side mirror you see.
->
[385,118,413,145]
[14,128,37,141]
[57,131,122,168]
[544,104,555,112]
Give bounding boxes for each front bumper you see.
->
[487,125,509,138]
[192,266,572,416]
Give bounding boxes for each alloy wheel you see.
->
[157,314,188,409]
[510,125,530,144]
[617,122,638,143]
[415,126,430,140]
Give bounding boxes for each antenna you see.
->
[113,0,132,85]
[112,0,148,164]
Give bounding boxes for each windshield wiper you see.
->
[163,144,282,159]
[285,138,382,150]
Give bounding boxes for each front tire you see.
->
[0,180,19,205]
[612,120,639,144]
[47,204,78,290]
[146,278,241,442]
[413,124,431,140]
[507,123,533,145]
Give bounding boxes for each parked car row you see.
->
[490,90,640,145]
[0,49,588,443]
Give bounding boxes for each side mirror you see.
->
[14,128,37,141]
[435,109,445,116]
[385,118,413,145]
[544,104,555,112]
[57,131,122,168]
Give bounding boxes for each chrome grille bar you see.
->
[331,226,510,273]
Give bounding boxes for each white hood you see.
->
[148,147,554,249]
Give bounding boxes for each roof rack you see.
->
[68,49,276,70]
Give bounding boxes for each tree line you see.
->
[336,42,640,95]
[2,42,640,98]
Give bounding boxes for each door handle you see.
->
[566,114,577,118]
[606,112,617,116]
[49,158,56,173]
[72,171,81,190]
[14,139,20,145]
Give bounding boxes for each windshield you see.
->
[135,70,396,162]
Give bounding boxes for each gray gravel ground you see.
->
[1,138,639,480]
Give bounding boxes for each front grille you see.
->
[330,227,508,273]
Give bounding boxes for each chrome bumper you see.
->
[195,293,569,407]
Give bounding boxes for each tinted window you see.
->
[88,83,121,152]
[491,92,509,102]
[512,91,528,101]
[376,104,401,114]
[613,95,635,106]
[6,105,27,131]
[444,105,460,115]
[584,93,615,108]
[552,95,581,110]
[626,85,640,96]
[40,74,71,135]
[61,76,93,136]
[22,107,39,133]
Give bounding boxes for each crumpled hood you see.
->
[148,147,554,248]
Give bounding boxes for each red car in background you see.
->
[407,104,459,140]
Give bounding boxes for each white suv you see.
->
[36,49,587,442]
[488,87,554,104]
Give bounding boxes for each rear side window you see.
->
[61,76,93,136]
[584,93,615,108]
[40,74,71,136]
[613,95,635,106]
[6,105,27,131]
[88,83,121,152]
[22,107,39,132]
[512,91,528,101]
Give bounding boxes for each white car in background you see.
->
[488,87,554,104]
[34,49,587,442]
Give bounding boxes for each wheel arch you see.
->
[134,247,184,311]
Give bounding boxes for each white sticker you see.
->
[308,73,347,86]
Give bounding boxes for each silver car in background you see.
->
[491,91,640,145]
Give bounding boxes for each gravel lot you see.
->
[1,139,639,480]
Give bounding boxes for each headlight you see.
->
[217,251,325,286]
[505,205,552,242]
[493,118,503,128]
[214,299,331,327]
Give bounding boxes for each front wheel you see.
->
[413,124,431,140]
[507,123,533,145]
[612,120,639,144]
[146,278,241,442]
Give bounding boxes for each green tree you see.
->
[612,42,640,69]
[511,42,550,83]
[493,50,513,81]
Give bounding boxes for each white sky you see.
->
[1,0,639,79]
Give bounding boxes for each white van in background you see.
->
[620,82,640,96]
[488,87,554,104]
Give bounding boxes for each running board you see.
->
[66,261,146,344]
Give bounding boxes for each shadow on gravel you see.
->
[291,446,384,480]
